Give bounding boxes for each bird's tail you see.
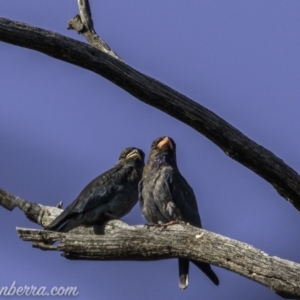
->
[178,258,189,290]
[45,207,75,232]
[191,260,219,286]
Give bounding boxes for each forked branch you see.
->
[67,0,121,60]
[0,17,300,212]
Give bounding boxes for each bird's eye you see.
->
[151,141,157,147]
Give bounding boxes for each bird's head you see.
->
[118,147,145,165]
[148,136,177,166]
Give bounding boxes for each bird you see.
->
[46,147,145,232]
[139,136,219,290]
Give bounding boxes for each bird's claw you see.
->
[144,223,168,232]
[163,220,186,226]
[144,221,186,231]
[144,223,161,229]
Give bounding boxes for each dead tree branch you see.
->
[0,188,299,298]
[67,0,121,60]
[18,226,300,299]
[0,17,300,212]
[0,188,62,226]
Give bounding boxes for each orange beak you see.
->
[157,137,173,150]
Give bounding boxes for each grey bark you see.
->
[67,0,121,60]
[0,17,300,212]
[0,188,299,298]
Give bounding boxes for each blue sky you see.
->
[1,1,300,299]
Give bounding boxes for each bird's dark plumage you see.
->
[139,136,219,290]
[46,147,145,232]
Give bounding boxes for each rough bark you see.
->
[67,0,121,60]
[17,226,300,299]
[0,188,62,226]
[0,188,299,298]
[0,17,300,213]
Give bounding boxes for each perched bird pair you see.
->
[46,137,219,290]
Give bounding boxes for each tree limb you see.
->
[17,226,300,299]
[0,188,62,225]
[1,17,299,213]
[0,188,298,298]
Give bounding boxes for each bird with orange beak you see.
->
[46,147,145,232]
[139,136,219,290]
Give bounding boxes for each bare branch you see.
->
[19,226,300,299]
[0,18,300,213]
[0,188,298,298]
[67,0,121,60]
[76,0,94,32]
[0,188,61,227]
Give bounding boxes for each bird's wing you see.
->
[165,169,202,227]
[69,163,129,213]
[46,164,127,231]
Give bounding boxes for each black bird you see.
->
[139,136,219,290]
[46,147,145,232]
